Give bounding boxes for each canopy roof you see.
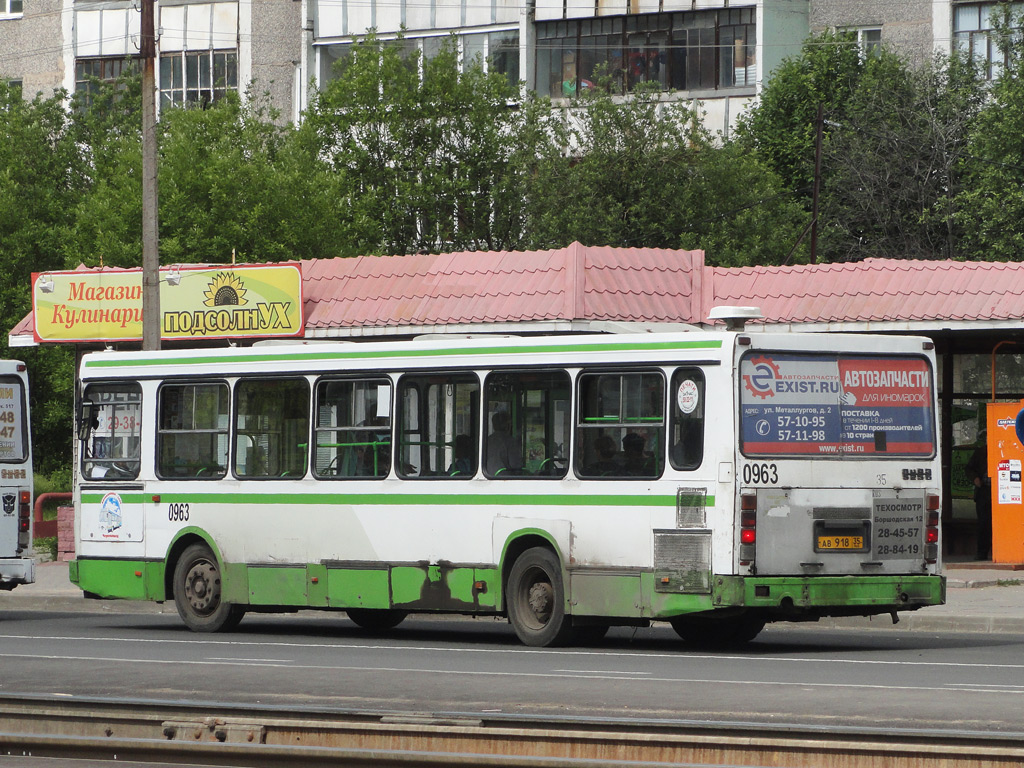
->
[10,244,1024,345]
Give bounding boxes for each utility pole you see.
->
[140,0,161,350]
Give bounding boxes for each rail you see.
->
[0,694,1021,767]
[32,492,72,539]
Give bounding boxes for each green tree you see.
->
[822,50,983,261]
[158,90,347,264]
[741,32,983,262]
[299,35,531,255]
[957,6,1024,261]
[0,82,85,474]
[737,30,866,198]
[524,81,806,265]
[68,73,145,268]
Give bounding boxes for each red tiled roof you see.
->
[11,249,1024,345]
[301,242,705,331]
[706,259,1024,326]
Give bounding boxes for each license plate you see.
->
[817,535,864,550]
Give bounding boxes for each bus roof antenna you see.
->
[708,306,763,331]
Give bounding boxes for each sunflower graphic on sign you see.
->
[203,272,248,307]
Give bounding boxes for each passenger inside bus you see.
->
[485,411,523,476]
[447,434,475,476]
[357,412,391,477]
[584,434,620,475]
[622,432,654,476]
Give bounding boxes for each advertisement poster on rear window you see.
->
[740,354,934,456]
[0,379,26,462]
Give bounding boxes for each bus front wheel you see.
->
[506,547,574,647]
[173,543,245,632]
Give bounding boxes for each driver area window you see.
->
[80,382,143,480]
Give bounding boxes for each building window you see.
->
[856,27,883,56]
[954,2,1022,79]
[159,49,238,108]
[535,8,755,98]
[1,0,23,18]
[318,31,520,88]
[75,57,139,110]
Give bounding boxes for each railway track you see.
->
[0,695,1022,767]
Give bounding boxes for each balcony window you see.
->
[536,8,756,98]
[159,49,238,108]
[954,2,1024,79]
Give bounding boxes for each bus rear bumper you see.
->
[713,574,946,618]
[0,557,36,589]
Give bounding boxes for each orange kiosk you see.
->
[986,401,1024,563]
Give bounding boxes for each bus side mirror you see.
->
[78,400,96,441]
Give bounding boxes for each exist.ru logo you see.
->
[743,355,781,399]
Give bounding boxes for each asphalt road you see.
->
[0,609,1022,734]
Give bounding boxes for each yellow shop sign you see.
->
[32,264,304,343]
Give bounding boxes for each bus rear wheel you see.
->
[506,547,575,647]
[173,543,245,632]
[669,614,765,647]
[346,608,407,631]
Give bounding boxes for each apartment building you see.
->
[811,1,1021,76]
[1,2,1012,129]
[0,1,299,117]
[2,0,809,133]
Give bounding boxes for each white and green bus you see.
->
[71,327,944,646]
[1,359,35,591]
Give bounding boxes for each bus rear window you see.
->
[740,353,935,458]
[0,377,27,462]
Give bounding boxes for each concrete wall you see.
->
[810,0,935,67]
[250,0,302,125]
[0,0,65,99]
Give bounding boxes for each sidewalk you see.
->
[2,560,1022,633]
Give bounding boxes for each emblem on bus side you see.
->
[100,492,123,535]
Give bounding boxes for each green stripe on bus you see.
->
[82,338,723,369]
[81,491,711,507]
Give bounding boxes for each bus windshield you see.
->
[740,352,935,457]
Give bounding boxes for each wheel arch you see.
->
[499,529,567,614]
[163,528,223,603]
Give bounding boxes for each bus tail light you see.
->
[739,493,756,566]
[18,490,30,549]
[924,495,940,564]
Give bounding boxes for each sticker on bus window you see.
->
[740,354,934,457]
[676,379,699,414]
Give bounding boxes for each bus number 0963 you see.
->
[743,463,778,485]
[168,503,190,522]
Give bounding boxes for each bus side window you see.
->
[234,378,310,479]
[483,370,570,479]
[576,371,665,479]
[314,378,392,479]
[80,382,143,481]
[398,373,478,479]
[669,368,704,471]
[157,382,229,479]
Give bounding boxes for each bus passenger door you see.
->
[77,383,146,550]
